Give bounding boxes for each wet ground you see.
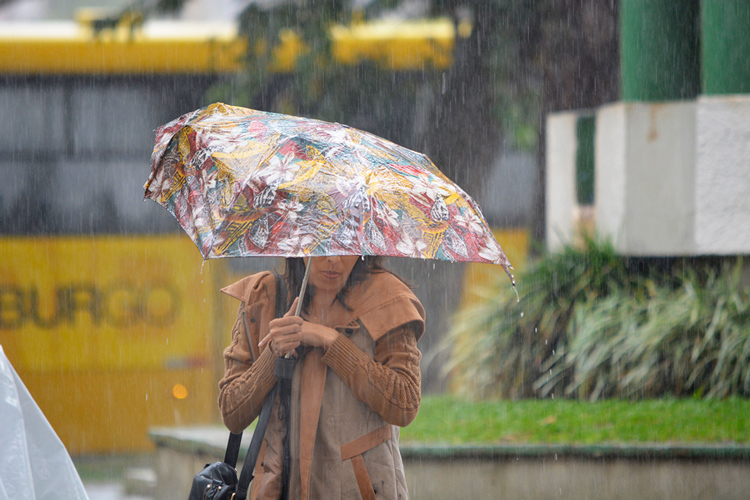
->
[74,454,155,500]
[82,482,144,500]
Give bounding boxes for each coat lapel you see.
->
[298,348,327,500]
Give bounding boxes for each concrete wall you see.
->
[148,428,750,500]
[597,101,696,255]
[694,95,750,254]
[594,102,627,245]
[546,94,750,256]
[158,453,750,500]
[545,111,578,251]
[406,457,750,500]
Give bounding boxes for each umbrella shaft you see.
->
[295,262,311,317]
[285,261,311,360]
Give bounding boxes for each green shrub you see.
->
[445,238,750,400]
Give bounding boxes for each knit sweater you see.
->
[217,270,425,500]
[218,270,424,434]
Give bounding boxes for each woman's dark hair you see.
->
[280,256,397,314]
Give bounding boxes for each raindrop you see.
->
[432,263,435,269]
[555,454,558,461]
[201,260,206,274]
[520,311,524,318]
[145,393,148,401]
[545,340,547,344]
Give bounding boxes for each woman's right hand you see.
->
[258,297,303,357]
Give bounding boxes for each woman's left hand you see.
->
[298,320,340,350]
[258,297,340,353]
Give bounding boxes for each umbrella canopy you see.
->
[144,103,513,279]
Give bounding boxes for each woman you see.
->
[218,255,425,500]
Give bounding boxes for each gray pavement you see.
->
[83,480,152,500]
[75,454,155,500]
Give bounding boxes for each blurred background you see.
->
[0,0,547,456]
[1,0,748,497]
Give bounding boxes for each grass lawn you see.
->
[400,395,750,445]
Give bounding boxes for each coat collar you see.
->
[342,271,425,342]
[221,270,425,343]
[220,271,275,302]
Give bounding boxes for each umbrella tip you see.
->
[501,264,519,302]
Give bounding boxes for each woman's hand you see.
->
[298,319,340,350]
[259,298,303,357]
[259,298,340,356]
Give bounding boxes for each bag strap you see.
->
[223,432,243,468]
[235,383,278,499]
[222,274,287,469]
[232,274,288,500]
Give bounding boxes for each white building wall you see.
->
[547,95,749,256]
[595,102,627,248]
[545,111,579,251]
[621,101,696,255]
[694,95,750,254]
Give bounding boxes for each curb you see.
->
[398,442,750,460]
[149,427,750,461]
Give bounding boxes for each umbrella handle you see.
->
[285,261,311,359]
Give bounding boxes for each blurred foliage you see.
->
[204,0,554,156]
[206,1,445,155]
[428,0,543,151]
[446,237,750,401]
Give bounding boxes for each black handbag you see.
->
[187,384,278,500]
[188,275,288,500]
[188,460,239,500]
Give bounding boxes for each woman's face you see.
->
[304,256,359,296]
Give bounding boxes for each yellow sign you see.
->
[0,236,216,372]
[0,235,225,453]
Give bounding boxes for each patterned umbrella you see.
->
[144,103,513,281]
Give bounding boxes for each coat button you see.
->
[344,328,353,335]
[250,317,256,323]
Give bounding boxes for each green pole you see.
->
[576,116,595,206]
[620,0,701,101]
[701,0,750,95]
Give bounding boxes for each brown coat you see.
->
[219,271,425,500]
